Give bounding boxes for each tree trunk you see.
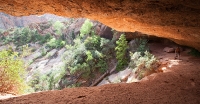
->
[89,65,116,87]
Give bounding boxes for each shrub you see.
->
[28,67,66,92]
[80,19,93,38]
[129,51,160,79]
[96,58,108,73]
[21,44,33,57]
[32,33,52,45]
[53,21,64,36]
[13,27,32,47]
[84,35,101,50]
[0,50,28,94]
[63,38,88,74]
[46,38,66,49]
[115,34,129,71]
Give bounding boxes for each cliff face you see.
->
[0,0,200,50]
[0,12,69,30]
[0,12,47,30]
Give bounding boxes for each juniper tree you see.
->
[115,34,129,71]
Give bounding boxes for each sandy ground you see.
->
[0,43,200,104]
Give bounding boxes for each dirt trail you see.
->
[0,43,200,104]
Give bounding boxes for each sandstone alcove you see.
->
[0,0,200,104]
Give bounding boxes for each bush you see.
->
[13,27,32,46]
[53,21,64,36]
[28,67,66,92]
[80,19,93,38]
[129,51,160,79]
[20,44,33,57]
[0,50,28,94]
[46,38,66,49]
[64,38,88,74]
[115,34,129,71]
[96,58,108,73]
[38,33,52,45]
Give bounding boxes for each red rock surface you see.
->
[0,0,200,50]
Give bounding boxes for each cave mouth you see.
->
[0,12,199,98]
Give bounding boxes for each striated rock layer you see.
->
[0,0,200,50]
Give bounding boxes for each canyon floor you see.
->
[0,42,200,104]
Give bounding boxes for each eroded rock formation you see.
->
[0,0,200,50]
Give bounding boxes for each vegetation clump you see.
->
[28,67,66,91]
[53,21,65,36]
[63,19,115,76]
[0,27,52,47]
[129,51,160,79]
[0,50,28,94]
[28,19,116,92]
[46,37,66,49]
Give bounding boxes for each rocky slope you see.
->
[0,0,200,50]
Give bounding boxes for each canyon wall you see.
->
[0,12,69,30]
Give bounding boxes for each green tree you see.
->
[115,34,129,71]
[80,19,93,38]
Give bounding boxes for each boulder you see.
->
[97,79,110,86]
[118,68,132,82]
[126,73,138,83]
[108,73,120,83]
[163,47,175,53]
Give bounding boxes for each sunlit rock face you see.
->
[0,0,200,50]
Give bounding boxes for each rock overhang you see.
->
[0,0,200,50]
